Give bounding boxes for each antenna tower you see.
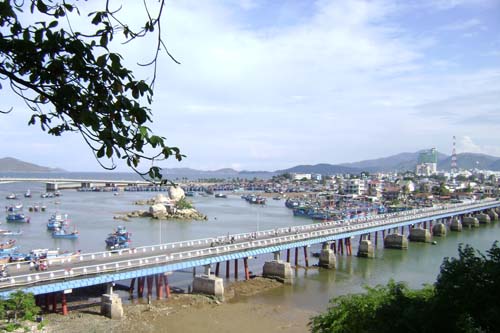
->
[451,136,457,176]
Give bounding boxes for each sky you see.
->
[0,0,499,172]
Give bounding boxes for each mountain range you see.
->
[2,150,500,176]
[0,157,63,172]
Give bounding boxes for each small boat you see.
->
[0,230,23,236]
[6,213,30,223]
[6,203,23,212]
[214,193,227,198]
[46,213,69,230]
[5,193,17,200]
[24,189,32,198]
[52,228,79,239]
[0,239,16,250]
[105,226,131,250]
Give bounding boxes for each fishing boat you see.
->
[52,228,79,239]
[24,189,32,198]
[46,213,69,230]
[0,230,23,236]
[0,240,16,250]
[214,193,227,198]
[6,213,30,223]
[5,203,23,212]
[5,193,17,200]
[105,226,131,250]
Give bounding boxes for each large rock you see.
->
[149,203,167,218]
[168,186,185,201]
[153,194,170,204]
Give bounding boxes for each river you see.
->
[1,172,499,314]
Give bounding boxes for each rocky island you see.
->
[116,186,207,221]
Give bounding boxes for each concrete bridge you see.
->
[0,177,152,191]
[0,198,499,317]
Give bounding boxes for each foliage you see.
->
[175,197,192,209]
[309,281,434,333]
[432,242,500,333]
[310,242,500,333]
[0,0,183,181]
[2,290,40,322]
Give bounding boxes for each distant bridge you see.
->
[0,177,153,191]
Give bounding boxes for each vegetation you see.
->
[310,242,500,333]
[0,291,40,331]
[0,0,183,180]
[175,197,193,210]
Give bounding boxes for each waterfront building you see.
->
[291,173,312,181]
[344,179,366,196]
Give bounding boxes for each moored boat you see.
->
[214,193,227,198]
[52,228,79,239]
[105,226,131,250]
[0,230,23,236]
[6,213,30,223]
[5,193,17,200]
[24,189,31,198]
[47,213,69,230]
[0,239,16,250]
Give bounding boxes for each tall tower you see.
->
[451,136,458,176]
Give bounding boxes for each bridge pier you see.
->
[164,274,171,298]
[319,242,336,269]
[286,248,291,263]
[463,215,479,228]
[409,227,432,243]
[215,262,220,277]
[432,222,447,237]
[450,217,463,231]
[384,233,408,249]
[226,261,230,279]
[192,268,224,299]
[262,259,293,284]
[294,248,299,266]
[488,209,498,221]
[477,213,491,224]
[244,257,250,280]
[357,239,374,258]
[234,259,238,280]
[61,292,68,316]
[303,246,309,267]
[52,293,57,313]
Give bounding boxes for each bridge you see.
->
[0,198,499,316]
[0,177,152,191]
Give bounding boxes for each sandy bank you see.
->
[44,277,315,333]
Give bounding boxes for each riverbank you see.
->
[43,278,315,333]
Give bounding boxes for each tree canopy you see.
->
[0,0,183,181]
[309,242,500,333]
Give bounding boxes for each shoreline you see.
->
[43,277,316,333]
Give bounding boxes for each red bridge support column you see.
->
[303,246,309,267]
[61,292,68,316]
[156,274,163,300]
[129,278,136,294]
[44,294,50,312]
[51,293,57,313]
[146,276,154,299]
[243,257,250,280]
[138,277,144,298]
[215,262,220,277]
[163,275,171,298]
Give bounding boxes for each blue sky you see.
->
[0,0,499,172]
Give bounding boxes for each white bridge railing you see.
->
[1,198,498,288]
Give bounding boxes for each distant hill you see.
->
[0,157,63,172]
[439,153,500,171]
[276,163,360,175]
[339,151,449,173]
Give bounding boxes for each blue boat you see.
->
[6,213,30,223]
[52,228,79,239]
[46,213,69,230]
[105,226,131,250]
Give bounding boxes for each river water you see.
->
[1,173,499,313]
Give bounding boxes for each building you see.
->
[291,173,312,181]
[344,179,366,196]
[416,148,438,176]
